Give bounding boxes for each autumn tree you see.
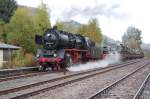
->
[6,7,35,53]
[127,37,139,48]
[122,26,142,49]
[55,20,78,33]
[78,18,103,44]
[55,20,65,30]
[33,2,51,35]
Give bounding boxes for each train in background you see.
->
[35,26,144,71]
[117,44,144,60]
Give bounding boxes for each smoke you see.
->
[62,4,127,20]
[68,52,121,72]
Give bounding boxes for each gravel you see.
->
[140,73,150,99]
[99,62,150,99]
[0,71,70,91]
[29,60,148,99]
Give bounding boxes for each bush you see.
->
[1,50,36,69]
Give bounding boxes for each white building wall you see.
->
[0,50,3,67]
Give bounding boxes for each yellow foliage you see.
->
[78,18,103,44]
[127,38,139,48]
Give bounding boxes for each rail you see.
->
[87,62,149,99]
[132,73,150,99]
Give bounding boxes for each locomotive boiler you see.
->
[35,26,95,50]
[35,27,108,71]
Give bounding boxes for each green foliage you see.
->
[0,19,5,33]
[55,20,65,30]
[122,26,142,49]
[33,2,51,35]
[0,2,51,68]
[13,51,35,67]
[64,22,76,33]
[2,50,35,69]
[55,19,103,44]
[0,20,7,42]
[0,0,17,23]
[103,36,108,46]
[55,20,77,33]
[78,18,103,44]
[6,7,36,53]
[2,51,36,69]
[5,3,51,53]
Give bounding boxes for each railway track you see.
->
[88,62,150,99]
[0,59,141,82]
[0,59,145,99]
[133,73,150,99]
[0,66,38,77]
[0,70,57,82]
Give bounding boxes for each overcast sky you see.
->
[16,0,150,43]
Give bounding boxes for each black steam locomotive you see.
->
[36,26,95,50]
[35,27,108,71]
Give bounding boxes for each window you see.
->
[3,49,11,61]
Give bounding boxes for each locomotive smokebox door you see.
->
[35,35,43,45]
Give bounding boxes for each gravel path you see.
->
[29,60,148,99]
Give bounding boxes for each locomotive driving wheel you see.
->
[39,65,47,71]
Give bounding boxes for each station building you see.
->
[0,43,20,67]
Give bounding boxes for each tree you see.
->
[33,2,51,35]
[0,0,17,43]
[78,18,103,44]
[0,0,17,23]
[103,36,108,46]
[55,20,65,30]
[55,20,78,33]
[122,26,142,49]
[0,20,6,42]
[127,37,139,48]
[6,7,36,53]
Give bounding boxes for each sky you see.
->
[16,0,150,43]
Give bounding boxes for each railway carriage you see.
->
[117,44,144,60]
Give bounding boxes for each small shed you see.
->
[0,43,20,67]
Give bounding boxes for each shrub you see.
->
[1,50,36,69]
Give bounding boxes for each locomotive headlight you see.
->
[54,53,57,57]
[36,54,40,58]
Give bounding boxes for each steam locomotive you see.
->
[35,27,108,71]
[35,27,144,71]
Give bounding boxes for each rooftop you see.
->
[0,43,20,50]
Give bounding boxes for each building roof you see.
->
[0,43,20,50]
